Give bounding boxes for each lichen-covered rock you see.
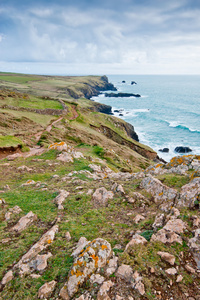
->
[90,274,105,285]
[53,190,70,210]
[60,238,112,298]
[48,142,69,151]
[92,187,114,207]
[29,252,52,271]
[125,234,147,252]
[178,177,200,208]
[21,179,36,186]
[14,225,58,275]
[157,251,175,265]
[10,211,37,233]
[38,280,56,299]
[140,175,177,205]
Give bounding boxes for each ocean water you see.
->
[92,75,200,161]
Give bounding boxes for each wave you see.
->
[166,120,200,134]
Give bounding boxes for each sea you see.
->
[92,75,200,162]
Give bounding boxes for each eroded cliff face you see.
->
[66,76,117,99]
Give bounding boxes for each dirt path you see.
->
[35,116,63,142]
[0,117,63,161]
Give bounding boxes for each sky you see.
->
[0,0,200,75]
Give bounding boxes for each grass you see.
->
[157,174,190,189]
[0,75,41,84]
[0,135,23,148]
[0,108,56,126]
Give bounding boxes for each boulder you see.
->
[10,211,37,233]
[5,205,22,221]
[116,264,133,282]
[152,214,165,230]
[1,270,13,285]
[140,175,177,205]
[188,228,200,269]
[97,280,114,300]
[157,251,175,265]
[125,234,147,252]
[92,187,114,207]
[165,268,177,275]
[163,219,186,234]
[151,228,183,244]
[38,280,56,299]
[178,177,200,208]
[60,238,112,298]
[14,225,58,276]
[174,146,192,153]
[53,190,70,210]
[159,148,169,153]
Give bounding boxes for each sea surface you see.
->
[92,75,200,161]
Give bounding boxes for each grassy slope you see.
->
[1,73,198,300]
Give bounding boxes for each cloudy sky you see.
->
[0,0,200,75]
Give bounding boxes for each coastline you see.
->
[92,75,200,162]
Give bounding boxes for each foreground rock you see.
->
[178,177,200,208]
[60,238,112,298]
[14,225,58,276]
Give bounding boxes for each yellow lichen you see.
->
[101,245,108,250]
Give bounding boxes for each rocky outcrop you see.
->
[104,92,141,98]
[174,146,192,153]
[89,102,113,115]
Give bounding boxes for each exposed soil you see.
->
[0,145,22,159]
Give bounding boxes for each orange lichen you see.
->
[101,245,108,250]
[91,254,99,268]
[71,269,75,276]
[158,192,163,196]
[47,239,52,244]
[76,270,84,277]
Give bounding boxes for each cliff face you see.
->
[71,75,117,99]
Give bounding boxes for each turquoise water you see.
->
[92,75,200,161]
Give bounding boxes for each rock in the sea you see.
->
[38,280,56,299]
[159,148,169,153]
[131,81,137,85]
[174,146,192,153]
[105,92,141,98]
[92,187,114,207]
